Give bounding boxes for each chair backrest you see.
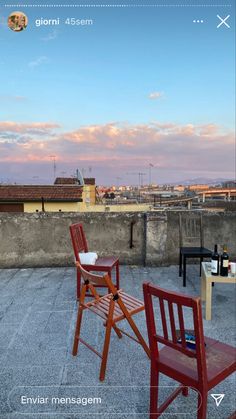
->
[143,282,207,382]
[179,213,204,247]
[70,223,89,261]
[77,261,109,290]
[76,261,117,298]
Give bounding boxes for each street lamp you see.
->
[149,163,154,188]
[49,155,57,182]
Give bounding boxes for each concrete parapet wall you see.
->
[0,211,235,268]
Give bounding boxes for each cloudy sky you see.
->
[0,0,235,185]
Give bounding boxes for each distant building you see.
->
[54,177,96,206]
[174,185,185,192]
[188,184,209,191]
[222,180,236,188]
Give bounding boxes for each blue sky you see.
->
[0,0,235,185]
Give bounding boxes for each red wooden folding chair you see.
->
[73,263,150,381]
[143,282,236,419]
[70,223,119,299]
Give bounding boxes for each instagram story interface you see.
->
[0,0,235,417]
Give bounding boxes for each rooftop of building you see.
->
[0,264,235,418]
[54,177,96,186]
[0,185,83,202]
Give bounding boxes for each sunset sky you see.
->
[0,0,235,185]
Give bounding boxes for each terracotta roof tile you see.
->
[54,177,95,186]
[0,185,83,202]
[54,177,79,185]
[84,178,95,185]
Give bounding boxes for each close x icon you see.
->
[217,15,230,29]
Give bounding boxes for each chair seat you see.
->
[84,256,119,269]
[180,247,212,257]
[158,336,236,387]
[84,291,144,322]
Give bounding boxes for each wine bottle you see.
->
[220,245,229,277]
[211,244,219,276]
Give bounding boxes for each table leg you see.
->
[199,257,203,276]
[201,275,206,302]
[179,251,182,277]
[205,279,212,321]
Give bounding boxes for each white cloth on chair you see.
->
[79,252,98,265]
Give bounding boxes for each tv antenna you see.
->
[76,168,84,185]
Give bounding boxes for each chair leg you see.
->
[99,301,115,381]
[179,251,182,277]
[72,305,84,356]
[182,387,188,397]
[123,312,150,357]
[104,320,122,339]
[197,391,207,419]
[76,268,81,300]
[73,285,87,355]
[115,262,120,290]
[183,256,187,287]
[150,361,159,419]
[112,323,122,339]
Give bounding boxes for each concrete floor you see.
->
[0,265,235,419]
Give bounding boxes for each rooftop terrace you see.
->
[0,265,235,418]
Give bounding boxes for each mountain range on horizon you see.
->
[168,177,235,186]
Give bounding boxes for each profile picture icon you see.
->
[8,11,28,32]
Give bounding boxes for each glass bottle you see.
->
[211,244,219,276]
[220,245,229,277]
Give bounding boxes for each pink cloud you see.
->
[0,120,234,182]
[0,121,60,134]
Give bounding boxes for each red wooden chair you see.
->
[143,282,236,419]
[72,263,150,381]
[70,223,119,299]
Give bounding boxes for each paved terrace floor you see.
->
[0,265,235,419]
